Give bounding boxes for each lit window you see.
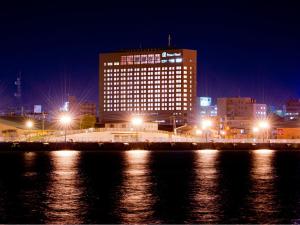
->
[141,55,147,64]
[134,55,140,64]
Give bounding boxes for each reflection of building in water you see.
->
[119,150,157,224]
[249,150,279,223]
[191,150,220,223]
[45,151,86,224]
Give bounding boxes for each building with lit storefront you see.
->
[99,48,197,125]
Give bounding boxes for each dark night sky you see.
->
[0,0,300,110]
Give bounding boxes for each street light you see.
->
[258,120,270,130]
[201,119,213,142]
[258,120,270,142]
[26,120,33,129]
[131,116,143,142]
[220,130,226,140]
[131,116,143,127]
[59,114,72,142]
[195,129,203,135]
[25,120,34,142]
[252,126,259,133]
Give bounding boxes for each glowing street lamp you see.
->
[195,129,203,135]
[201,119,213,130]
[257,120,271,142]
[131,116,143,142]
[252,126,259,133]
[220,130,226,139]
[201,119,213,142]
[131,116,143,127]
[26,120,34,129]
[25,120,34,142]
[258,120,270,130]
[59,114,72,142]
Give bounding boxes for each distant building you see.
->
[217,97,267,137]
[198,97,217,118]
[268,105,284,117]
[68,96,97,117]
[99,48,197,125]
[274,121,300,139]
[284,99,300,121]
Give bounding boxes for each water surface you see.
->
[0,149,299,223]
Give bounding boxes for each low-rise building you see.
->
[217,97,267,137]
[284,99,300,121]
[68,96,97,116]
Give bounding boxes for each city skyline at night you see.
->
[0,0,300,111]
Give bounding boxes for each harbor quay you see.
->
[1,141,300,151]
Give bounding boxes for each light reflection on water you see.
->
[249,149,279,223]
[45,150,86,224]
[0,150,300,223]
[119,150,157,224]
[191,149,220,223]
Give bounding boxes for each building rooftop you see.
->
[101,47,195,54]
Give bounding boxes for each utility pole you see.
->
[42,112,45,135]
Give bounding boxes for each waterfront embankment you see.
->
[0,141,300,151]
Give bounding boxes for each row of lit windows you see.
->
[105,99,189,104]
[104,92,192,97]
[104,79,191,85]
[105,93,190,98]
[105,97,190,103]
[104,107,192,112]
[105,102,190,107]
[104,80,189,86]
[104,89,190,95]
[104,71,192,76]
[104,76,191,82]
[104,66,192,72]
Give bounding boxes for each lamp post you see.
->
[252,126,259,142]
[201,119,213,142]
[25,120,34,142]
[258,120,270,142]
[59,114,72,143]
[131,116,143,142]
[220,130,226,140]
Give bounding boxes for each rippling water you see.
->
[0,149,299,223]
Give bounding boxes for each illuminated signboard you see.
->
[134,55,140,64]
[127,55,133,65]
[119,52,181,65]
[148,54,154,64]
[34,105,42,114]
[141,54,147,64]
[155,54,160,63]
[200,97,212,107]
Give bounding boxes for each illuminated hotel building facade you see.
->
[99,48,197,125]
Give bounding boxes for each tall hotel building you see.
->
[99,48,197,125]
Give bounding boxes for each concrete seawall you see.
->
[0,142,300,151]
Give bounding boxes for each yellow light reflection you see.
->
[192,149,220,222]
[250,148,278,217]
[45,150,85,224]
[55,150,78,158]
[254,149,274,155]
[120,150,156,223]
[24,152,37,177]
